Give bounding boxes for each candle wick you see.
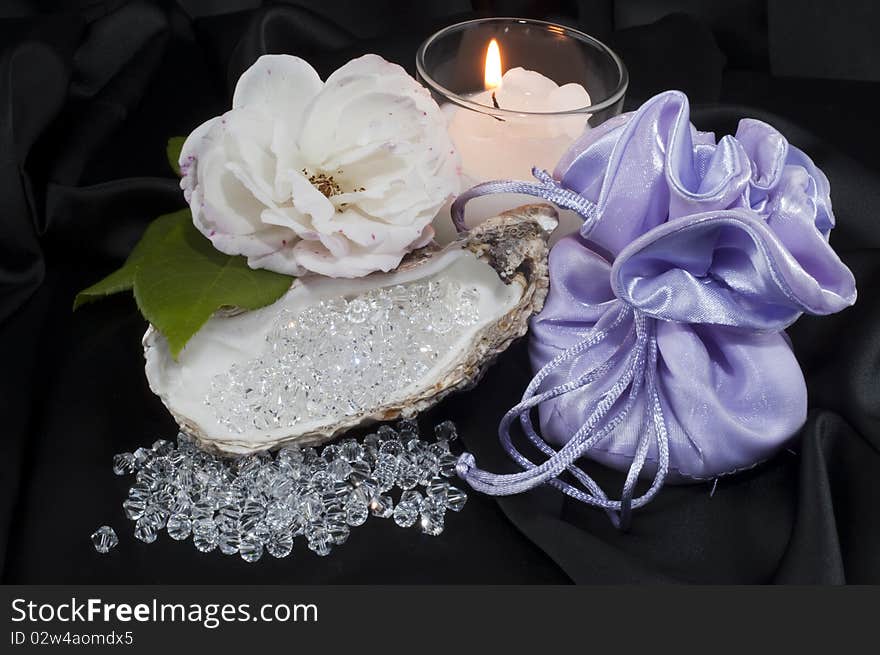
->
[490,91,505,122]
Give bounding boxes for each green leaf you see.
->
[73,210,182,310]
[166,136,186,176]
[133,216,292,359]
[75,209,294,359]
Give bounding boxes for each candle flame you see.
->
[484,38,503,90]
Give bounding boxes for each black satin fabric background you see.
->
[1,0,878,584]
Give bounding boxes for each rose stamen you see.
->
[302,169,367,212]
[303,169,343,198]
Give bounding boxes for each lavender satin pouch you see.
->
[452,91,856,523]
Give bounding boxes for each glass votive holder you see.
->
[417,18,627,240]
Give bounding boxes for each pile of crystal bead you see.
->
[110,419,466,562]
[204,278,480,434]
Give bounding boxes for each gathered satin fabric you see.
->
[455,90,856,497]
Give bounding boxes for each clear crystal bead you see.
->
[289,513,305,537]
[234,455,261,477]
[297,494,324,523]
[91,526,118,553]
[132,447,153,470]
[373,454,399,492]
[175,466,196,489]
[396,418,419,434]
[379,439,403,457]
[190,497,215,520]
[419,497,446,536]
[429,440,450,457]
[396,454,421,490]
[417,452,440,485]
[166,513,192,540]
[239,535,263,562]
[265,500,292,531]
[218,529,241,555]
[169,492,192,516]
[349,459,370,479]
[345,500,369,526]
[193,521,219,552]
[122,497,146,520]
[434,420,458,442]
[268,475,295,499]
[347,298,369,323]
[306,524,333,557]
[152,439,173,456]
[112,453,135,476]
[350,476,378,504]
[445,485,467,512]
[244,521,271,545]
[393,491,422,528]
[439,452,458,477]
[310,470,334,493]
[136,467,159,490]
[216,505,241,529]
[329,523,350,545]
[369,494,394,519]
[151,457,175,480]
[134,518,158,544]
[426,476,449,499]
[327,458,352,481]
[321,482,348,508]
[151,487,175,510]
[176,431,196,451]
[255,465,281,495]
[128,481,151,500]
[267,531,293,558]
[376,425,397,440]
[142,504,169,530]
[340,440,364,462]
[240,499,266,533]
[309,454,330,475]
[278,446,304,466]
[324,503,346,523]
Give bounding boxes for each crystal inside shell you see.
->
[143,204,557,455]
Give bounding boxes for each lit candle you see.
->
[435,38,592,242]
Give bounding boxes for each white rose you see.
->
[179,54,460,278]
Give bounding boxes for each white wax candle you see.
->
[435,67,591,244]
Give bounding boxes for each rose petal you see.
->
[260,207,317,239]
[194,110,275,236]
[291,239,406,278]
[227,161,276,210]
[199,154,265,235]
[271,119,306,202]
[287,169,335,224]
[211,224,293,259]
[313,207,426,249]
[247,245,308,277]
[298,54,439,163]
[233,54,322,122]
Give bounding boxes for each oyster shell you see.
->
[144,204,557,455]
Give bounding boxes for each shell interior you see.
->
[144,205,556,455]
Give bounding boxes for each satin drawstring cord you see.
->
[456,309,669,529]
[451,167,601,233]
[451,170,670,529]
